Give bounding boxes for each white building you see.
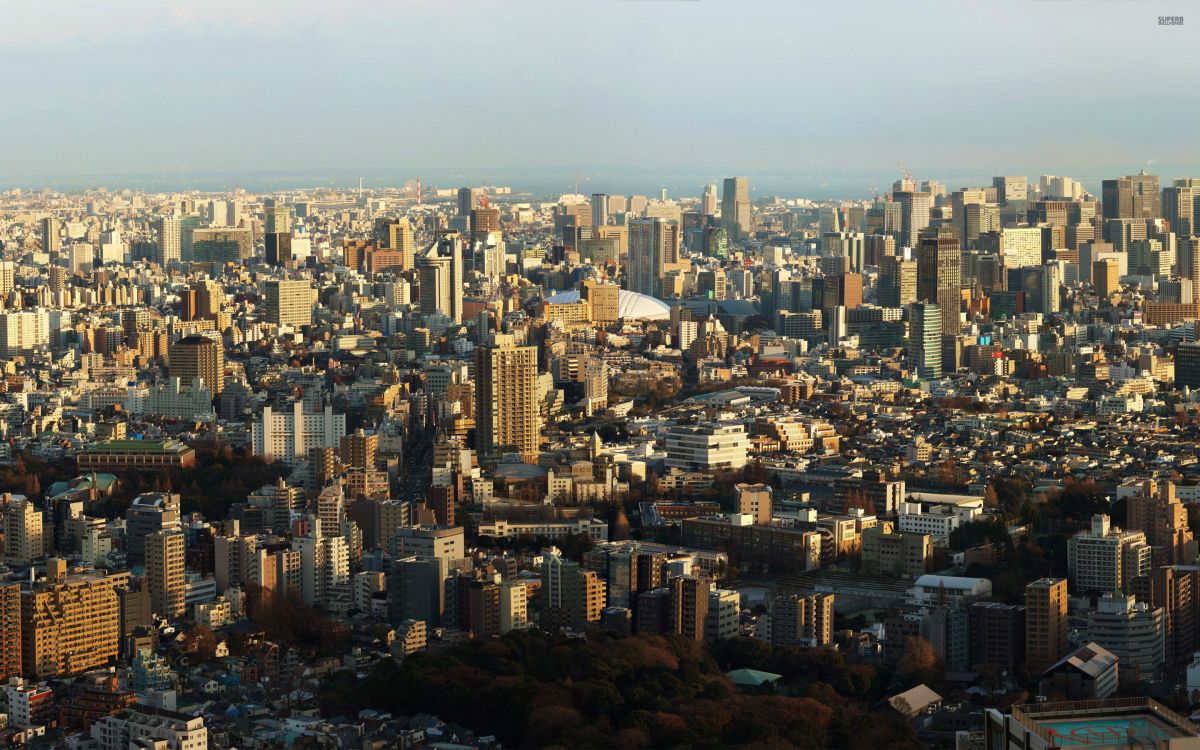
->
[706,588,741,641]
[129,378,214,420]
[1067,514,1151,595]
[500,580,529,634]
[907,574,992,606]
[0,309,50,357]
[90,705,207,750]
[251,403,346,463]
[663,423,748,472]
[293,528,350,609]
[476,517,609,543]
[1084,593,1165,681]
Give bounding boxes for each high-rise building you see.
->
[1177,342,1200,390]
[168,334,224,396]
[154,217,181,266]
[0,584,19,681]
[701,183,718,217]
[385,218,416,271]
[457,187,482,216]
[124,493,181,565]
[264,279,312,328]
[591,193,609,228]
[145,530,185,620]
[252,403,347,463]
[1164,185,1194,237]
[416,234,464,323]
[879,255,917,308]
[41,217,61,255]
[90,704,208,750]
[992,176,1028,204]
[1093,259,1120,299]
[21,566,123,678]
[1126,480,1194,566]
[626,218,678,298]
[475,336,540,464]
[2,496,44,566]
[1084,593,1165,681]
[340,428,378,470]
[893,190,931,249]
[1103,172,1161,219]
[1025,577,1068,675]
[908,302,943,381]
[1067,514,1152,595]
[669,575,711,641]
[917,226,961,335]
[720,177,751,240]
[769,592,834,647]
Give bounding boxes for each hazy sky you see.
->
[2,0,1197,194]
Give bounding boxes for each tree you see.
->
[898,636,943,686]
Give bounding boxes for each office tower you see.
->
[1067,514,1152,595]
[1126,481,1194,566]
[1093,259,1120,299]
[1104,172,1161,219]
[125,493,181,565]
[41,217,61,255]
[917,226,961,334]
[190,228,251,264]
[475,336,540,464]
[591,193,609,227]
[1178,343,1200,390]
[0,584,18,681]
[457,187,482,216]
[145,530,185,620]
[992,176,1028,204]
[961,202,999,249]
[701,183,718,216]
[340,428,378,470]
[153,217,180,266]
[265,231,292,266]
[669,575,711,641]
[908,302,942,380]
[416,234,464,323]
[1026,578,1068,675]
[1164,185,1194,236]
[879,255,917,308]
[769,592,834,647]
[168,334,224,395]
[264,279,312,328]
[21,566,122,678]
[2,497,44,566]
[893,190,931,249]
[626,217,677,298]
[383,218,416,271]
[720,177,751,240]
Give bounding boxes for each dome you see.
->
[546,288,671,320]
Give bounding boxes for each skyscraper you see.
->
[591,193,609,228]
[908,302,942,380]
[145,530,185,620]
[626,218,677,298]
[879,255,917,308]
[917,226,961,334]
[386,218,416,271]
[701,183,718,216]
[41,217,61,256]
[1163,185,1194,237]
[416,234,464,323]
[475,335,540,464]
[457,187,482,216]
[169,334,224,395]
[153,217,180,266]
[720,177,750,240]
[893,190,931,249]
[992,176,1028,204]
[264,279,312,328]
[1026,577,1068,674]
[1103,172,1161,220]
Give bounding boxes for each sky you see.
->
[1,0,1197,198]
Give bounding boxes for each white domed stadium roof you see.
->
[546,288,671,320]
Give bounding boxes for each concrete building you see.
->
[1026,577,1069,675]
[1067,515,1152,595]
[251,403,347,463]
[475,336,541,464]
[1084,593,1166,681]
[664,423,748,472]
